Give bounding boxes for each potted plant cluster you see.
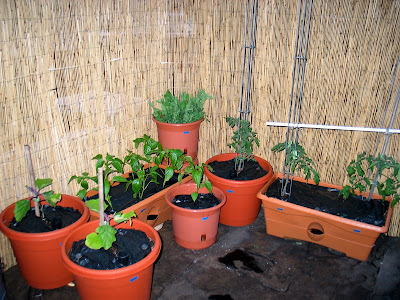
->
[257,141,396,261]
[69,135,192,228]
[204,117,274,226]
[61,169,161,300]
[150,89,213,162]
[165,156,227,249]
[0,177,89,289]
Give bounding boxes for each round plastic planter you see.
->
[0,195,90,289]
[61,220,161,300]
[165,183,226,250]
[152,116,204,161]
[204,153,274,227]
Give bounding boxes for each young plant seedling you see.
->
[271,141,320,197]
[69,153,125,212]
[179,156,213,202]
[150,89,213,124]
[14,178,61,222]
[339,152,400,207]
[226,116,259,175]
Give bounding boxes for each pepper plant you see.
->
[339,152,400,207]
[150,89,213,124]
[226,116,259,175]
[14,178,61,222]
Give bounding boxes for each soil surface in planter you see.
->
[8,206,82,233]
[68,228,152,270]
[208,158,268,181]
[86,171,185,214]
[172,193,221,209]
[266,179,389,226]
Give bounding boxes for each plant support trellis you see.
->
[267,0,400,200]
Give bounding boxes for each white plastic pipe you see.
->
[265,122,400,134]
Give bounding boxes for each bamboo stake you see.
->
[24,145,40,217]
[98,167,105,226]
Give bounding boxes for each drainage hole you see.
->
[309,228,324,235]
[147,214,158,221]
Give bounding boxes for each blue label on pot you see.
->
[227,189,234,193]
[183,131,190,134]
[140,208,146,213]
[353,229,361,233]
[130,276,139,282]
[202,216,209,221]
[277,208,283,211]
[59,242,62,246]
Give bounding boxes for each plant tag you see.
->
[130,276,139,282]
[140,208,146,213]
[202,216,209,221]
[353,229,361,233]
[277,207,283,211]
[183,131,190,134]
[227,189,234,193]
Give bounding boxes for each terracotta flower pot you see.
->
[204,153,274,227]
[86,166,192,228]
[152,116,203,161]
[61,220,161,300]
[257,173,393,261]
[0,195,90,289]
[165,183,226,249]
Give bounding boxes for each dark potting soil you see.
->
[266,179,389,226]
[86,170,184,214]
[172,193,221,209]
[68,228,152,270]
[8,205,82,233]
[208,158,268,181]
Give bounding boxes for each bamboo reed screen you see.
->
[0,0,399,269]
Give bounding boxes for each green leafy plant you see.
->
[226,116,259,174]
[85,211,136,250]
[271,141,320,197]
[178,156,213,202]
[150,89,213,124]
[14,178,61,222]
[115,135,186,199]
[69,154,124,212]
[339,152,400,207]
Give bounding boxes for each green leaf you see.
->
[77,189,87,200]
[191,191,199,202]
[192,169,202,186]
[111,160,123,173]
[204,180,212,193]
[104,180,111,198]
[113,176,128,183]
[14,199,31,222]
[43,191,61,206]
[96,224,117,250]
[85,199,108,213]
[35,178,52,191]
[113,211,136,223]
[95,158,104,170]
[164,167,174,184]
[85,232,103,250]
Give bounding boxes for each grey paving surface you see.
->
[3,210,400,300]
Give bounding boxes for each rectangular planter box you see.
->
[257,173,393,261]
[86,165,192,228]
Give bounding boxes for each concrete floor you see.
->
[3,210,400,299]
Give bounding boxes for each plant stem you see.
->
[98,168,105,226]
[24,145,40,217]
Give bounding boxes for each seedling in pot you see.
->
[226,116,259,176]
[339,152,400,207]
[179,156,213,201]
[271,141,320,197]
[150,89,213,124]
[14,178,61,222]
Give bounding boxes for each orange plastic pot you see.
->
[152,116,204,160]
[204,153,274,227]
[86,166,192,228]
[165,183,226,249]
[0,195,89,289]
[61,219,161,300]
[257,173,393,261]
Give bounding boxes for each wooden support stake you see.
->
[98,168,104,226]
[24,145,40,217]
